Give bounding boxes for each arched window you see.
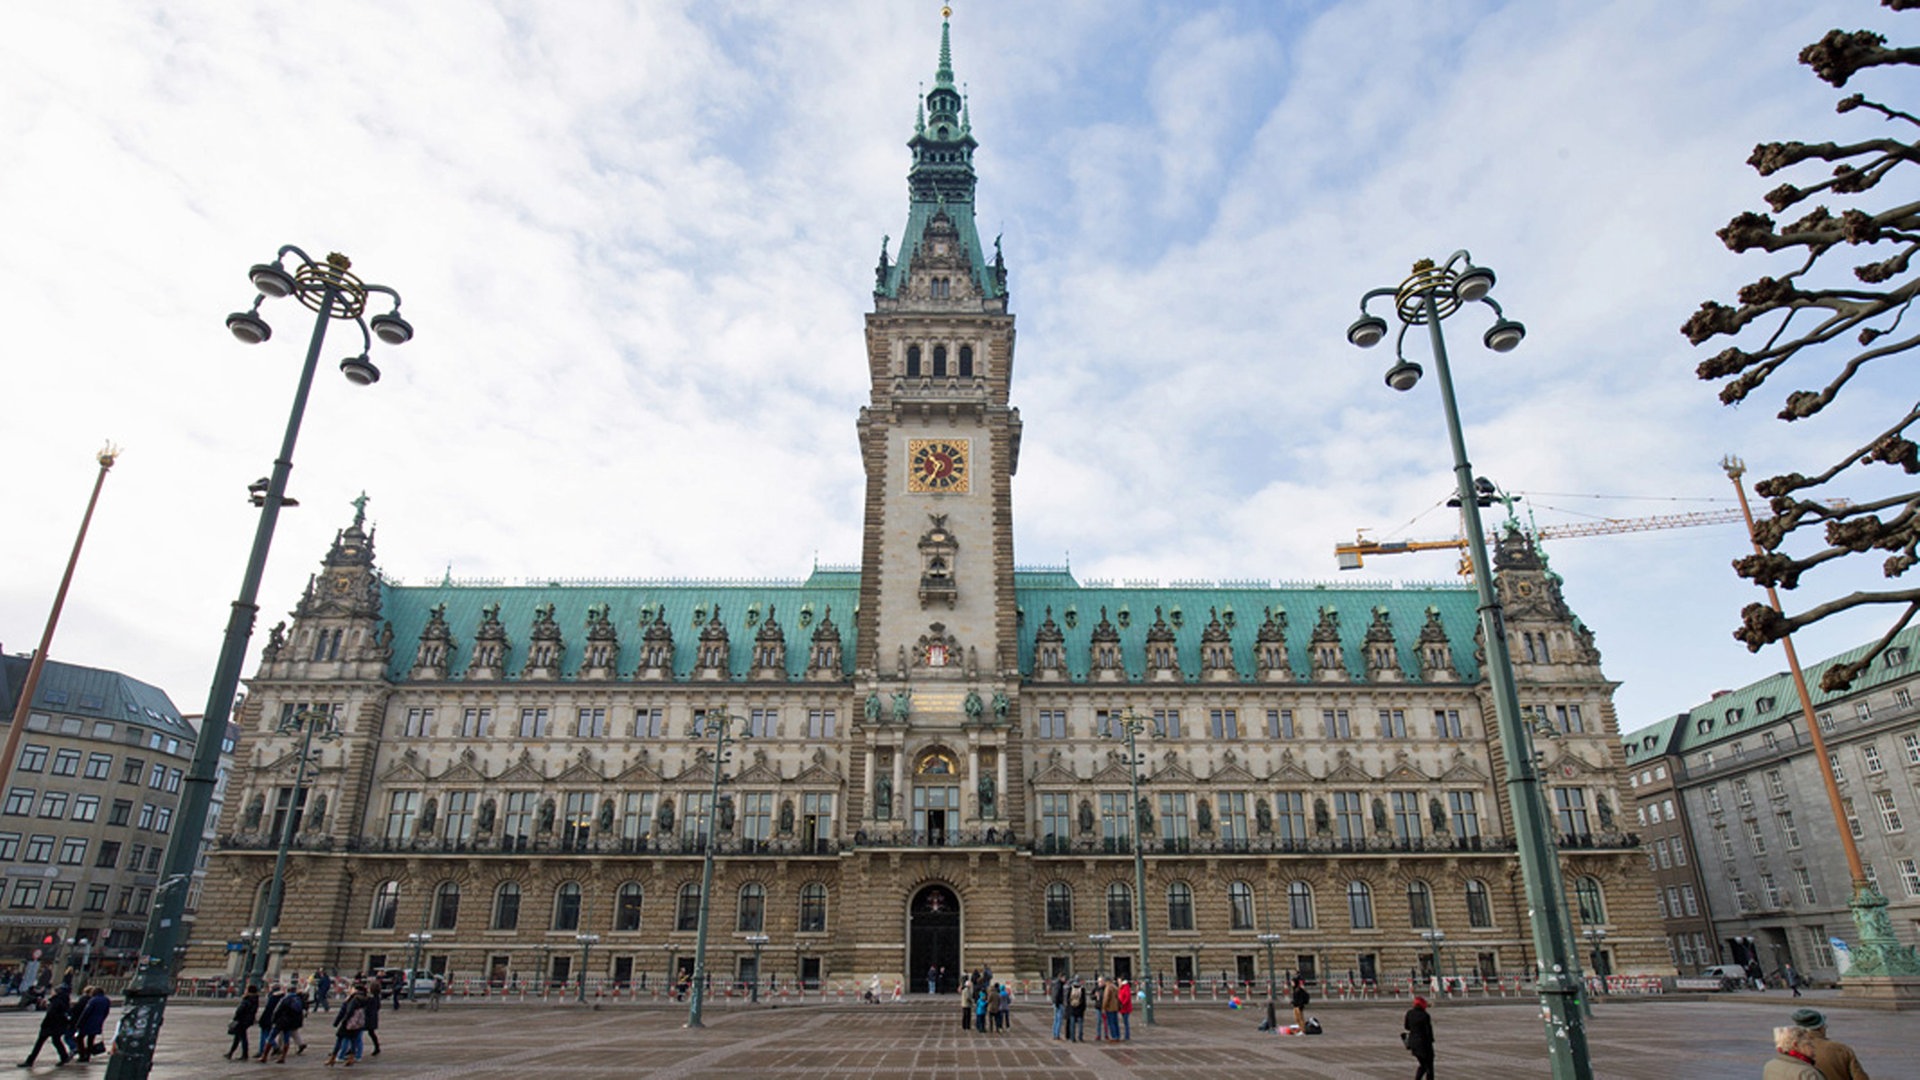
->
[1106,882,1134,932]
[906,345,922,376]
[1406,880,1434,929]
[958,344,974,377]
[369,880,400,930]
[1575,876,1606,924]
[1045,882,1073,931]
[615,882,643,932]
[1228,880,1256,931]
[737,882,766,932]
[676,883,701,931]
[1347,880,1375,930]
[1465,879,1493,928]
[1166,881,1194,931]
[1288,881,1315,930]
[798,883,827,933]
[432,881,461,931]
[932,344,948,377]
[492,882,520,930]
[553,881,582,931]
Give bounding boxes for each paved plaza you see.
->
[1,991,1912,1079]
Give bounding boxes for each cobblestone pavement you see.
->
[0,991,1911,1078]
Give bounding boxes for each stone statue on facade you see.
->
[864,693,883,724]
[963,689,985,724]
[418,796,438,836]
[874,772,893,820]
[1078,798,1096,835]
[538,798,556,834]
[991,691,1010,723]
[1196,797,1213,834]
[977,773,997,818]
[1254,799,1273,834]
[478,798,496,833]
[1136,795,1154,835]
[243,795,264,832]
[306,793,327,833]
[890,689,912,724]
[779,798,795,834]
[656,798,675,833]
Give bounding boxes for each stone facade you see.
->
[190,18,1662,993]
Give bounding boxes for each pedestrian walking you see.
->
[1790,1007,1871,1080]
[1764,1025,1825,1080]
[257,984,285,1060]
[226,985,260,1060]
[17,985,73,1067]
[361,984,382,1056]
[1118,978,1133,1040]
[313,970,333,1010]
[327,984,370,1066]
[1402,995,1435,1080]
[1291,977,1311,1028]
[73,985,110,1062]
[1780,963,1803,998]
[266,984,308,1062]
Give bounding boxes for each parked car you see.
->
[1699,964,1746,989]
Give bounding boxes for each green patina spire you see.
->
[936,14,955,89]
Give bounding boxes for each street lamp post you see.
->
[1112,710,1157,1024]
[406,932,433,998]
[576,934,600,1004]
[1088,933,1112,981]
[249,708,342,987]
[67,937,93,979]
[1347,253,1591,1080]
[237,930,258,986]
[687,707,746,1028]
[536,945,552,998]
[1421,929,1447,992]
[665,943,680,999]
[744,934,768,1003]
[107,248,410,1080]
[1257,932,1283,1003]
[1582,928,1607,995]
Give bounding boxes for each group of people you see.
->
[1047,973,1134,1041]
[1764,1007,1871,1079]
[19,985,110,1067]
[956,968,1010,1032]
[224,969,387,1067]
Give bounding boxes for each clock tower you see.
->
[853,14,1020,828]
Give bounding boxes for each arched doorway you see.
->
[908,883,960,993]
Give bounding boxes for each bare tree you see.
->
[1684,4,1920,689]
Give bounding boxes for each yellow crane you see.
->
[1334,507,1749,573]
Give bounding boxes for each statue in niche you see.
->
[1136,795,1154,835]
[890,689,913,724]
[717,794,735,832]
[1429,796,1448,833]
[779,798,795,834]
[538,798,556,834]
[418,797,438,836]
[478,798,496,833]
[1254,799,1273,835]
[896,645,909,678]
[1078,798,1096,835]
[376,621,394,656]
[963,689,984,724]
[1196,797,1214,834]
[1312,797,1331,837]
[1371,797,1390,834]
[243,794,265,831]
[864,693,883,724]
[1596,793,1615,830]
[991,691,1010,723]
[657,798,675,833]
[599,798,616,832]
[874,772,893,820]
[977,773,997,819]
[306,792,328,833]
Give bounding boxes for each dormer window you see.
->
[1726,707,1743,724]
[931,277,950,299]
[1887,646,1909,667]
[1756,696,1775,714]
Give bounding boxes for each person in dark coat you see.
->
[257,984,285,1060]
[327,985,370,1065]
[361,983,381,1056]
[18,984,73,1066]
[72,986,110,1062]
[226,986,260,1060]
[1290,978,1311,1029]
[267,986,307,1062]
[1403,995,1435,1080]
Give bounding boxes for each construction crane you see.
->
[1334,508,1748,572]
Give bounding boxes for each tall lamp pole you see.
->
[1347,253,1591,1080]
[1114,710,1157,1023]
[249,708,341,986]
[1257,932,1283,1003]
[1724,457,1920,984]
[1088,933,1112,981]
[575,934,599,1004]
[686,707,746,1028]
[745,934,768,1003]
[106,249,412,1080]
[0,445,118,797]
[1421,929,1447,990]
[406,932,433,998]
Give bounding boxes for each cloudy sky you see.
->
[2,1,1911,733]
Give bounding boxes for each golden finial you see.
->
[96,442,120,469]
[943,5,952,17]
[326,252,352,270]
[1411,258,1436,273]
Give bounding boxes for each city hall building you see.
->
[191,20,1662,993]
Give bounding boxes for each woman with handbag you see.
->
[224,985,259,1060]
[326,984,370,1066]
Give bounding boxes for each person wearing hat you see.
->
[1764,1025,1825,1080]
[1402,995,1435,1080]
[1790,1007,1870,1079]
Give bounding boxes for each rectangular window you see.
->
[746,709,775,738]
[1266,709,1294,739]
[1040,793,1072,850]
[633,708,663,738]
[443,791,475,844]
[70,795,99,823]
[620,792,656,844]
[403,708,434,737]
[1765,770,1786,798]
[385,791,421,842]
[0,834,16,861]
[93,839,118,868]
[1904,732,1920,766]
[57,837,86,865]
[1806,927,1834,968]
[1843,797,1864,838]
[1555,704,1586,734]
[23,835,54,862]
[45,883,72,911]
[682,792,713,848]
[38,792,68,819]
[9,881,42,909]
[1875,791,1904,833]
[1665,885,1681,917]
[806,710,836,739]
[1390,791,1422,842]
[1095,710,1114,738]
[1734,777,1752,807]
[3,788,33,816]
[120,758,143,784]
[1655,838,1671,869]
[1900,858,1920,898]
[1715,824,1735,861]
[1897,688,1913,708]
[1762,873,1781,908]
[1157,793,1189,852]
[562,791,594,848]
[1378,709,1406,739]
[518,709,550,738]
[83,885,107,912]
[50,749,80,776]
[1863,744,1885,774]
[1778,811,1801,849]
[83,753,111,780]
[574,707,607,738]
[1856,701,1873,721]
[1216,791,1248,846]
[1553,788,1590,838]
[1321,710,1351,739]
[1332,790,1365,843]
[149,762,166,788]
[1274,791,1307,844]
[1433,709,1463,738]
[165,768,182,793]
[1448,791,1481,840]
[1100,792,1133,851]
[1671,835,1686,865]
[16,746,47,772]
[1208,709,1239,740]
[1829,751,1846,782]
[1036,710,1067,740]
[153,805,172,833]
[459,708,492,738]
[1795,867,1818,905]
[503,791,537,846]
[136,803,155,830]
[1744,818,1768,855]
[1705,786,1722,813]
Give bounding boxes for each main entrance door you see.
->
[908,884,960,993]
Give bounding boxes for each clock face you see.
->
[907,439,970,493]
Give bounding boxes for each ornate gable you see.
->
[497,750,546,785]
[379,748,432,783]
[1267,749,1314,785]
[1325,749,1372,784]
[1439,750,1490,784]
[436,749,488,784]
[554,749,604,785]
[792,748,844,786]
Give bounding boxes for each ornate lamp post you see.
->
[237,930,258,985]
[407,932,433,982]
[1087,933,1112,981]
[1347,252,1591,1080]
[575,933,600,1004]
[744,934,768,1003]
[1257,932,1283,1003]
[108,249,410,1080]
[1113,709,1157,1024]
[687,707,747,1028]
[1421,929,1448,990]
[536,944,552,998]
[249,708,342,986]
